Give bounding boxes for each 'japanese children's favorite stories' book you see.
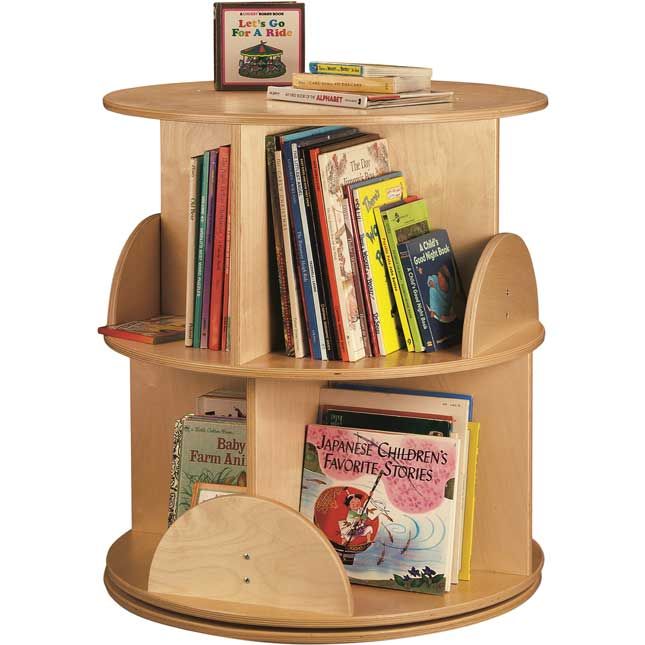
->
[168,415,247,525]
[214,2,305,90]
[300,424,460,594]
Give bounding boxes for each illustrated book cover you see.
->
[214,2,305,90]
[397,229,464,352]
[300,424,460,594]
[168,415,247,525]
[98,315,185,345]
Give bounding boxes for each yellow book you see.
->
[458,421,480,581]
[292,72,431,94]
[350,176,408,355]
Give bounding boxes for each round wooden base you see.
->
[104,531,543,643]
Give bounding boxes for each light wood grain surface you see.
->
[103,81,547,125]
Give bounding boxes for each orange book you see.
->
[98,315,184,344]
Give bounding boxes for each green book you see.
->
[193,150,211,348]
[376,199,431,352]
[168,415,247,525]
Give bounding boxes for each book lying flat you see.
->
[98,315,185,344]
[292,72,432,94]
[267,86,454,109]
[308,62,432,78]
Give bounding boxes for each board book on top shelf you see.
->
[98,315,184,344]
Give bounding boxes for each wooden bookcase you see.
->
[101,80,547,641]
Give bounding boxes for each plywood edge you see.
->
[148,495,353,617]
[107,214,161,325]
[462,233,539,359]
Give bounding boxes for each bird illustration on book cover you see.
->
[300,424,459,594]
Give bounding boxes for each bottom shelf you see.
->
[105,530,543,642]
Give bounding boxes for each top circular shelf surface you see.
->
[103,80,547,125]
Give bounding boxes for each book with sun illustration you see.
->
[168,415,247,526]
[299,424,460,594]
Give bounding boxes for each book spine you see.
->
[309,148,350,361]
[275,150,308,358]
[168,418,184,526]
[265,137,295,356]
[374,207,415,352]
[309,62,364,76]
[398,246,436,352]
[342,196,373,357]
[293,73,395,93]
[220,176,232,351]
[208,146,230,350]
[267,86,367,109]
[193,151,210,348]
[200,150,219,349]
[98,327,155,344]
[185,156,201,346]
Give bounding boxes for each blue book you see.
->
[279,126,348,360]
[397,229,463,353]
[193,150,211,348]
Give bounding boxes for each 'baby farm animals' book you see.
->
[300,424,460,594]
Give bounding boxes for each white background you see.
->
[1,0,643,643]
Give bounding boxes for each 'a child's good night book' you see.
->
[300,424,460,594]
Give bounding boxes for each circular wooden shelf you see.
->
[104,321,544,380]
[103,80,547,125]
[105,530,542,642]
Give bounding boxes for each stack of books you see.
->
[267,62,454,109]
[185,145,233,351]
[299,384,480,593]
[266,126,464,361]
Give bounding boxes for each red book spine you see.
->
[98,328,155,344]
[208,146,231,350]
[309,147,349,362]
[220,174,233,351]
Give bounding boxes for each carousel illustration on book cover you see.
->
[300,424,459,594]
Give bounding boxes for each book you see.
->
[300,424,460,594]
[197,389,247,418]
[213,2,305,90]
[168,415,247,525]
[185,156,202,347]
[375,199,431,351]
[209,145,231,350]
[308,62,433,78]
[458,422,480,581]
[193,151,211,348]
[98,315,185,345]
[292,73,431,94]
[266,86,453,109]
[220,170,233,351]
[200,149,219,349]
[347,174,408,355]
[397,229,463,352]
[316,137,391,361]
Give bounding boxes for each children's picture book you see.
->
[214,2,305,90]
[98,315,185,345]
[197,389,247,418]
[168,415,247,525]
[300,424,460,594]
[397,229,463,352]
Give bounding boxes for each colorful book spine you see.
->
[275,149,307,357]
[185,156,202,346]
[200,150,219,349]
[267,85,369,109]
[265,137,295,356]
[193,150,211,348]
[293,73,402,94]
[308,62,366,76]
[209,146,230,350]
[220,175,233,352]
[459,422,480,581]
[374,206,416,352]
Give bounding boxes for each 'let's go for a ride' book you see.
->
[300,424,460,594]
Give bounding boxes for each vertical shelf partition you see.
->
[101,81,547,641]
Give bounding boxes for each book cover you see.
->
[98,315,185,345]
[316,137,391,362]
[185,156,202,347]
[193,151,211,348]
[376,199,431,351]
[214,2,305,90]
[397,229,463,352]
[459,422,480,581]
[200,149,219,349]
[349,174,408,355]
[300,424,459,594]
[209,145,231,350]
[197,389,247,418]
[168,415,247,525]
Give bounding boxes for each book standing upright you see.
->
[101,79,547,640]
